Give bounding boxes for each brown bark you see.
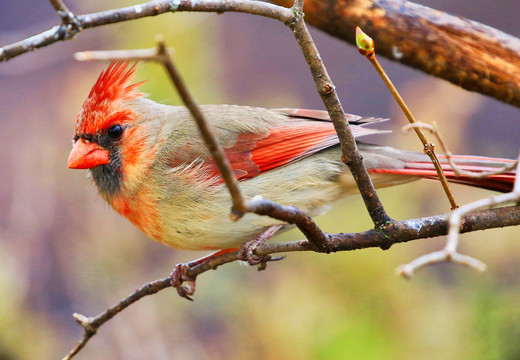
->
[272,0,520,108]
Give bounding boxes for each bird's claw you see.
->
[237,241,287,271]
[237,241,267,267]
[237,225,284,269]
[169,263,196,301]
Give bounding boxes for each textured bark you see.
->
[272,0,520,108]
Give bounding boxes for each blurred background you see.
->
[0,0,519,359]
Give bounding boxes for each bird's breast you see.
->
[110,190,163,242]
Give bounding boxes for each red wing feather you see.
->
[222,110,387,180]
[250,123,339,173]
[179,109,387,184]
[213,121,339,182]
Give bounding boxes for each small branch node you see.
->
[321,83,335,94]
[72,313,97,333]
[404,121,519,178]
[49,0,82,40]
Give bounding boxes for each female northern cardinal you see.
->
[68,62,516,252]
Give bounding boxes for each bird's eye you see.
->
[107,124,124,139]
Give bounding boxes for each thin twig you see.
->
[246,196,330,252]
[356,27,458,210]
[270,0,520,108]
[63,277,173,360]
[48,0,82,40]
[74,48,170,62]
[156,37,250,219]
[49,0,71,15]
[396,152,520,278]
[403,122,519,178]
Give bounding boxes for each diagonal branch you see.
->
[286,4,390,226]
[271,0,520,109]
[154,38,249,219]
[356,27,458,210]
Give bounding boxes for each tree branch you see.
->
[0,1,291,62]
[63,204,520,359]
[397,154,520,278]
[271,0,520,109]
[286,4,391,226]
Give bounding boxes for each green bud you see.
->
[356,26,374,55]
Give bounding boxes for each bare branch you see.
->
[397,152,520,278]
[63,203,520,359]
[246,196,330,252]
[63,277,172,360]
[49,0,71,16]
[403,122,519,178]
[356,27,458,210]
[272,0,520,109]
[286,4,390,226]
[396,251,487,279]
[0,1,293,62]
[74,48,168,62]
[48,0,82,40]
[154,38,249,218]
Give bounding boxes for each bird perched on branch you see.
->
[68,61,516,257]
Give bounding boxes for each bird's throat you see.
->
[90,162,123,196]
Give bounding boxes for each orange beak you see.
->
[67,138,110,169]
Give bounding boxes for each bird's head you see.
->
[68,61,148,195]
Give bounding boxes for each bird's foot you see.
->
[169,248,240,300]
[169,263,197,301]
[237,225,284,270]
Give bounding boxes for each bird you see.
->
[67,61,516,262]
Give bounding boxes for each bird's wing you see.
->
[180,108,387,183]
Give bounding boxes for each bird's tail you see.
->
[360,143,517,193]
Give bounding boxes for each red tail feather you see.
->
[371,154,516,193]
